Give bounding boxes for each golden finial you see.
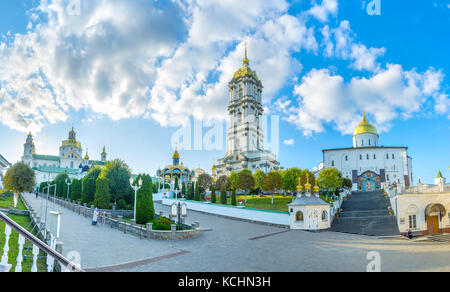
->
[305,173,312,190]
[314,185,319,193]
[243,41,249,66]
[296,177,303,192]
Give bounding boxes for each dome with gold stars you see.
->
[353,113,377,136]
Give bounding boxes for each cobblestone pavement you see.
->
[23,194,450,272]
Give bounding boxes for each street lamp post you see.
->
[66,179,72,200]
[130,178,143,222]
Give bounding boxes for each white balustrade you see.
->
[31,244,40,272]
[1,225,11,266]
[14,234,25,272]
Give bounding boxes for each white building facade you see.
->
[22,128,108,188]
[216,47,279,176]
[389,174,450,236]
[321,114,413,191]
[0,154,11,188]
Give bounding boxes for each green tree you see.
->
[70,179,82,201]
[318,168,343,195]
[4,162,36,208]
[253,169,266,195]
[198,173,212,193]
[53,173,69,198]
[210,185,217,203]
[231,189,237,206]
[187,182,194,200]
[229,171,238,191]
[220,188,227,205]
[281,168,302,193]
[216,175,230,191]
[181,182,186,198]
[135,174,155,224]
[81,167,102,204]
[194,181,200,201]
[236,169,254,203]
[342,178,353,189]
[102,159,132,204]
[94,175,111,209]
[262,171,282,205]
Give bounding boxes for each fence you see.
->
[0,205,83,272]
[36,193,200,241]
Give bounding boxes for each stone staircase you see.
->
[330,191,400,237]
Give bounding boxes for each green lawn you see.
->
[0,214,48,272]
[0,195,27,210]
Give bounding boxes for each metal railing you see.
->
[0,208,83,272]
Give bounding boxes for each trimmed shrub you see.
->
[136,174,155,224]
[94,176,111,209]
[211,185,216,204]
[231,189,237,206]
[220,189,227,205]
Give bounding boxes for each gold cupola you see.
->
[232,42,259,81]
[353,112,377,136]
[84,149,90,161]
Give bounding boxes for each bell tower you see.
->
[227,43,264,154]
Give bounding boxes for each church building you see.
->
[320,113,413,191]
[215,46,279,176]
[22,128,108,187]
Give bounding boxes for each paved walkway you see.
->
[23,193,184,269]
[22,193,450,272]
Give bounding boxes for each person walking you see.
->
[35,192,39,199]
[92,208,99,226]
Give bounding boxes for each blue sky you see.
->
[0,0,448,184]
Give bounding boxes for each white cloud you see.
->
[283,138,295,145]
[308,0,338,22]
[0,0,317,132]
[321,20,386,72]
[286,64,446,136]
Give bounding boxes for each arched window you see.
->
[367,154,369,160]
[296,211,303,222]
[392,154,395,159]
[374,154,376,159]
[362,140,364,146]
[386,154,389,159]
[331,160,335,167]
[360,155,362,160]
[322,210,328,221]
[239,88,243,98]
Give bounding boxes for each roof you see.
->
[322,146,408,152]
[33,166,80,175]
[91,160,106,166]
[0,154,10,168]
[33,154,60,162]
[288,195,329,206]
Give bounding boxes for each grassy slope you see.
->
[0,195,27,210]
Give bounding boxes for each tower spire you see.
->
[243,41,249,66]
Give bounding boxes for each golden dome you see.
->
[172,149,180,159]
[232,43,259,81]
[212,163,216,171]
[84,149,89,161]
[354,113,377,136]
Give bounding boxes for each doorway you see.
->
[427,216,439,235]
